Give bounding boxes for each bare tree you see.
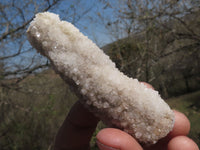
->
[101,0,200,97]
[0,0,60,83]
[0,0,95,85]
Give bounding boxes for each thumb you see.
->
[96,128,143,150]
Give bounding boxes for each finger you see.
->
[54,100,99,150]
[167,110,190,138]
[96,128,143,150]
[144,110,191,150]
[141,82,154,89]
[141,83,190,137]
[168,136,199,150]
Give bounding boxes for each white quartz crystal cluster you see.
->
[27,12,174,144]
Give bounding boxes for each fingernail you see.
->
[97,140,120,150]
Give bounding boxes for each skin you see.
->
[54,83,199,150]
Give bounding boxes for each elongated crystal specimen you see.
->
[27,12,174,144]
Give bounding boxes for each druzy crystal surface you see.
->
[27,12,174,144]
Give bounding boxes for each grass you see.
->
[0,70,78,150]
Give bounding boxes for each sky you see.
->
[0,0,119,75]
[0,0,117,46]
[50,0,116,47]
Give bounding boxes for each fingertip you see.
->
[96,128,143,150]
[141,82,154,89]
[168,136,199,150]
[168,110,190,138]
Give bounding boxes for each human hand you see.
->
[54,84,199,150]
[96,110,199,150]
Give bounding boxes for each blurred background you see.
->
[0,0,199,149]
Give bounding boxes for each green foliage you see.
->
[0,70,77,150]
[90,121,106,150]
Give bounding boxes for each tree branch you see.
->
[0,0,60,41]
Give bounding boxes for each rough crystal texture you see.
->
[27,12,174,145]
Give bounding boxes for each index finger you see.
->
[141,83,190,137]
